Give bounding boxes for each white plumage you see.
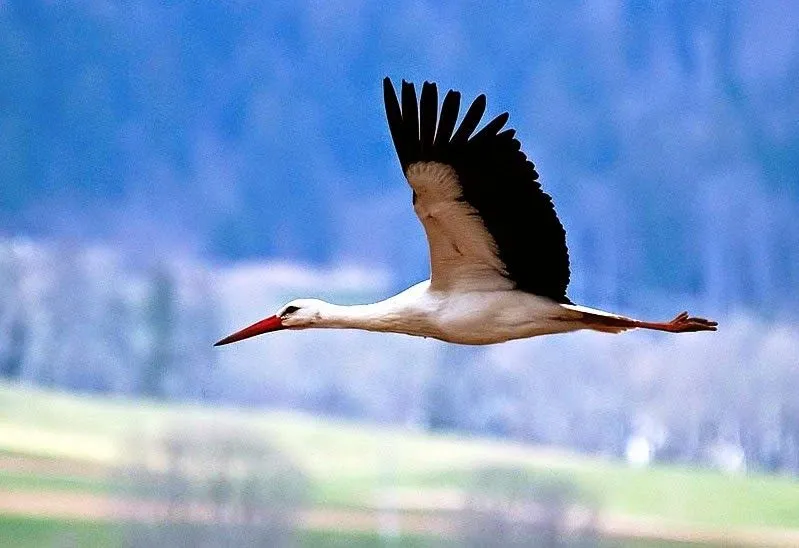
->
[215,79,716,348]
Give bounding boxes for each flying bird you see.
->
[215,78,716,347]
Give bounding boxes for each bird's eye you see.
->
[282,305,301,317]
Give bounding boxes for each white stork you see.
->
[215,78,716,347]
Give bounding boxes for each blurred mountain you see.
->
[1,1,797,312]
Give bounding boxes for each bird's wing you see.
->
[383,78,571,302]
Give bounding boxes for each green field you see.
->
[0,515,708,548]
[0,515,453,548]
[1,382,798,546]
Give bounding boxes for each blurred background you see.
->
[1,1,798,546]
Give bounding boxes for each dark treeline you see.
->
[1,1,797,313]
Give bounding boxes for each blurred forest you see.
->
[1,2,798,480]
[1,1,797,311]
[2,240,799,479]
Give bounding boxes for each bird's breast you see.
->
[427,291,574,345]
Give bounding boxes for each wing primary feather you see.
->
[451,94,486,144]
[497,128,516,140]
[472,112,509,141]
[383,78,406,169]
[434,89,460,151]
[401,80,420,166]
[419,82,438,159]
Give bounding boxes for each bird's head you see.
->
[214,299,327,346]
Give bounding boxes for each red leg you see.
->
[633,311,718,333]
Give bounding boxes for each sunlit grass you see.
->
[409,464,799,530]
[0,516,450,548]
[0,516,703,547]
[1,382,799,532]
[0,516,117,548]
[0,469,109,494]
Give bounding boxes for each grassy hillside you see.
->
[1,382,799,536]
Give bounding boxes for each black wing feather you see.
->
[472,111,509,142]
[400,80,420,167]
[434,90,460,150]
[419,82,438,159]
[451,94,486,145]
[496,128,517,143]
[383,80,406,168]
[383,77,571,304]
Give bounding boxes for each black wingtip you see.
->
[451,93,487,144]
[400,80,420,165]
[383,77,405,169]
[434,89,461,149]
[419,81,438,158]
[473,111,510,141]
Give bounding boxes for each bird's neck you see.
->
[318,301,426,335]
[319,302,397,330]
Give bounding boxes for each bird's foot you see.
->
[665,311,718,333]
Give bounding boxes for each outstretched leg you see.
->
[562,305,718,334]
[632,311,718,333]
[588,311,717,333]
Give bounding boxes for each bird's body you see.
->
[215,78,716,347]
[277,281,578,345]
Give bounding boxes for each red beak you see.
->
[214,315,286,346]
